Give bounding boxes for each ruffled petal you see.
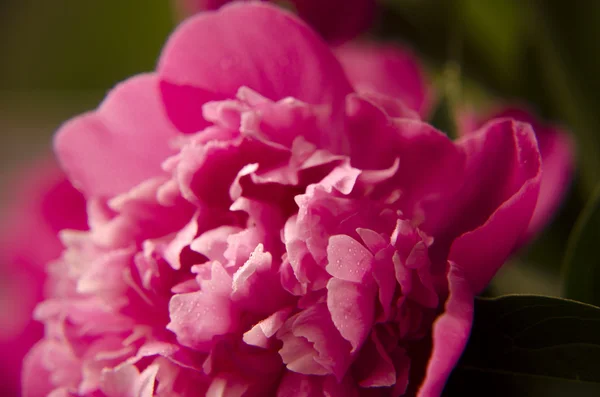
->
[168,262,238,351]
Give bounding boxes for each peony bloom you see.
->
[176,0,376,44]
[333,40,572,244]
[24,3,542,396]
[0,156,86,395]
[459,106,574,242]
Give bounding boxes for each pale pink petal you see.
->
[168,262,238,351]
[243,307,293,348]
[99,364,139,397]
[55,74,180,197]
[325,235,373,283]
[326,278,376,352]
[21,341,55,397]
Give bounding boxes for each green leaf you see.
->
[563,184,600,306]
[444,295,600,397]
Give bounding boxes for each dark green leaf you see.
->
[563,184,600,306]
[444,295,600,396]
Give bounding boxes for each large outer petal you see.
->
[447,119,542,293]
[158,2,353,132]
[459,106,574,242]
[335,41,433,117]
[54,74,180,197]
[417,265,473,397]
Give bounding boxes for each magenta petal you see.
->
[55,74,180,197]
[158,3,353,124]
[449,120,542,293]
[417,265,474,397]
[335,41,432,117]
[458,106,574,242]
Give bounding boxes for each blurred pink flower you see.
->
[0,156,86,395]
[23,3,542,396]
[459,106,575,242]
[177,0,376,44]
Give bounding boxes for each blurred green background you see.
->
[1,0,598,298]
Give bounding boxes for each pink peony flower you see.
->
[23,3,542,396]
[0,156,86,395]
[459,105,575,242]
[176,0,376,44]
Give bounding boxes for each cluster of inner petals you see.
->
[31,88,446,396]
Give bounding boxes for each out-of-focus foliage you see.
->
[445,296,600,396]
[0,0,175,91]
[563,185,600,306]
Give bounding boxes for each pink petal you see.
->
[326,278,376,352]
[335,41,433,116]
[325,235,373,283]
[158,3,353,131]
[243,307,293,348]
[417,265,474,397]
[231,244,292,314]
[54,74,180,197]
[168,262,238,351]
[448,120,542,293]
[460,106,574,241]
[99,364,139,397]
[278,303,354,380]
[356,228,388,254]
[21,342,54,397]
[345,97,465,210]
